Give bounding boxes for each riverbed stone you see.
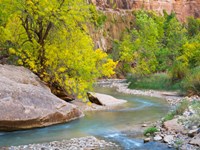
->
[189,133,200,146]
[9,136,121,150]
[163,135,174,144]
[154,135,162,141]
[87,92,127,106]
[188,128,199,137]
[0,64,83,131]
[163,119,184,133]
[144,138,151,143]
[142,124,147,127]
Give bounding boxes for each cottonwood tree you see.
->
[0,0,117,98]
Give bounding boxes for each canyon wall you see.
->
[89,0,200,22]
[88,0,200,50]
[89,10,134,51]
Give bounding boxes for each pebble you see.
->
[142,124,147,127]
[154,135,162,141]
[8,136,121,150]
[144,138,151,143]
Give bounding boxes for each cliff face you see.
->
[89,0,200,51]
[89,0,200,22]
[89,11,134,51]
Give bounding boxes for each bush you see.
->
[182,67,200,96]
[163,111,176,122]
[181,101,200,128]
[170,61,189,82]
[128,73,181,91]
[144,127,158,136]
[175,100,189,115]
[163,100,189,122]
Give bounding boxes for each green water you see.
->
[0,87,172,149]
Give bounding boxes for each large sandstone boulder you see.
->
[87,92,127,106]
[0,65,83,131]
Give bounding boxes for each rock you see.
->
[154,135,162,141]
[163,119,184,133]
[163,135,174,144]
[9,136,121,150]
[87,92,127,106]
[144,138,151,143]
[146,133,151,137]
[0,65,83,131]
[192,126,198,130]
[188,128,199,137]
[189,134,200,146]
[142,124,147,127]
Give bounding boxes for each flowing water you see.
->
[0,86,173,149]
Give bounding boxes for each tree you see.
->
[118,10,160,76]
[162,13,187,68]
[0,0,117,98]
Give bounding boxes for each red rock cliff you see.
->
[89,0,200,21]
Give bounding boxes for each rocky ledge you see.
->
[6,136,121,150]
[0,65,83,131]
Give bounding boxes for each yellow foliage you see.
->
[0,0,116,98]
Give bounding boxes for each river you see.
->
[0,86,173,149]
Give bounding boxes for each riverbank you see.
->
[6,136,121,150]
[96,79,200,150]
[72,79,182,112]
[96,79,199,106]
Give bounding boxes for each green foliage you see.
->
[187,17,200,37]
[163,100,189,122]
[128,73,181,91]
[163,111,176,122]
[175,100,189,115]
[92,10,107,28]
[118,10,161,76]
[170,61,189,82]
[182,67,200,96]
[0,0,117,98]
[144,127,158,136]
[114,10,199,96]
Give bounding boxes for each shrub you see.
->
[170,61,189,82]
[175,100,189,115]
[163,111,176,122]
[144,127,158,136]
[163,100,189,122]
[128,73,181,91]
[182,67,200,96]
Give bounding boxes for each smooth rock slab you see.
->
[87,92,127,106]
[0,65,83,131]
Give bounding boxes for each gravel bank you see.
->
[5,136,121,150]
[96,79,184,106]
